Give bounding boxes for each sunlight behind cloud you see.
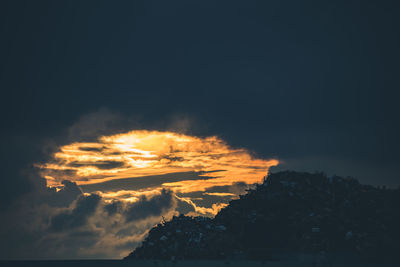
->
[38,130,278,215]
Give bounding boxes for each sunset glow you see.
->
[38,130,278,214]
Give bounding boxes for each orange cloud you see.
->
[176,196,228,216]
[37,130,278,211]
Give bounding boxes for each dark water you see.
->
[0,260,398,267]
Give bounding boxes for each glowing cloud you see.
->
[38,130,278,214]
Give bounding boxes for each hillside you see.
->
[125,171,400,262]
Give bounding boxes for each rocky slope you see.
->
[125,171,400,261]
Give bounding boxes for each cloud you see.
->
[45,180,83,207]
[0,185,179,259]
[51,189,177,258]
[50,194,101,232]
[175,196,227,217]
[34,129,278,238]
[0,114,278,259]
[23,130,278,258]
[67,160,126,170]
[78,171,216,193]
[104,201,123,216]
[66,108,140,142]
[124,189,176,222]
[203,192,235,197]
[37,130,278,191]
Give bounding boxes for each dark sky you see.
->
[0,0,399,259]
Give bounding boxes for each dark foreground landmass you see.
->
[126,171,400,263]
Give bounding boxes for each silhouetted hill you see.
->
[125,171,400,262]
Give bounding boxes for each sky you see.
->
[0,0,399,260]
